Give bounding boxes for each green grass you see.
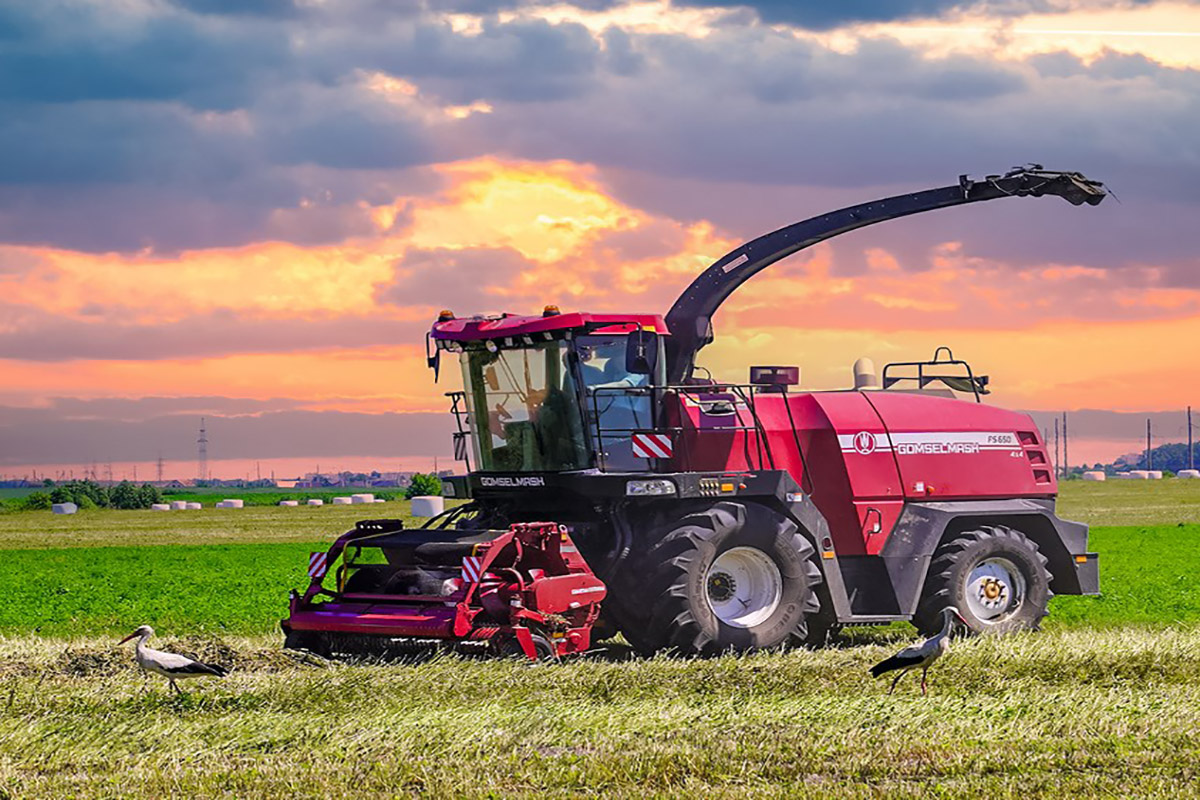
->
[1049,524,1200,627]
[0,542,319,636]
[3,629,1200,797]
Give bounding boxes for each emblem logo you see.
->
[853,431,877,455]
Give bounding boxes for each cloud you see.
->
[167,0,300,17]
[0,246,47,274]
[0,4,607,251]
[0,401,454,465]
[0,5,293,110]
[0,0,1198,433]
[40,396,308,420]
[669,0,977,30]
[666,0,1176,30]
[313,16,602,105]
[0,0,1197,267]
[376,246,537,312]
[0,306,427,362]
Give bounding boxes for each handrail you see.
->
[881,348,988,402]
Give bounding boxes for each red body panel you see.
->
[667,389,1053,556]
[529,573,607,614]
[862,392,1055,500]
[288,602,458,638]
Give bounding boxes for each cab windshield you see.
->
[577,334,654,470]
[460,342,590,471]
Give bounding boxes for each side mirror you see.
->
[484,366,500,391]
[625,329,658,376]
[425,332,441,382]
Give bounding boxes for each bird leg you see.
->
[169,678,182,696]
[889,670,907,695]
[921,667,928,696]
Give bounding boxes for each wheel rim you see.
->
[705,546,783,629]
[965,557,1026,622]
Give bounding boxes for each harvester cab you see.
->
[284,167,1106,659]
[430,310,670,474]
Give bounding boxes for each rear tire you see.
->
[612,502,822,655]
[914,525,1052,636]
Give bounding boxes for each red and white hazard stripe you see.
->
[308,551,329,579]
[461,555,483,583]
[632,432,673,459]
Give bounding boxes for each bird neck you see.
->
[938,614,955,638]
[136,632,152,650]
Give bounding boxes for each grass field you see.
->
[2,482,1200,797]
[1057,478,1200,526]
[4,630,1200,797]
[0,501,421,549]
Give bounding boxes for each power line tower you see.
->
[1053,418,1060,478]
[197,417,208,483]
[1146,417,1153,470]
[1062,411,1069,476]
[1189,406,1195,471]
[156,454,165,484]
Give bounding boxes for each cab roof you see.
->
[431,311,669,342]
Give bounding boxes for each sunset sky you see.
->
[1,0,1199,479]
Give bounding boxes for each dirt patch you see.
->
[157,636,305,673]
[56,645,128,677]
[0,637,306,678]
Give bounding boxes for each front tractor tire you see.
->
[914,525,1052,636]
[616,502,822,656]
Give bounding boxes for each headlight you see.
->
[626,479,677,496]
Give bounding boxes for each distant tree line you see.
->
[1131,443,1200,474]
[17,480,163,511]
[1065,441,1200,478]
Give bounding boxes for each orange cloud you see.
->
[0,346,437,410]
[818,2,1200,69]
[4,154,1200,420]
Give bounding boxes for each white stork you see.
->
[870,606,967,695]
[117,625,229,694]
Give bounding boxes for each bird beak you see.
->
[117,632,138,645]
[954,612,968,627]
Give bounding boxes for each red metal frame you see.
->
[285,522,606,660]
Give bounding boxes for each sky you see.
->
[1,0,1199,479]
